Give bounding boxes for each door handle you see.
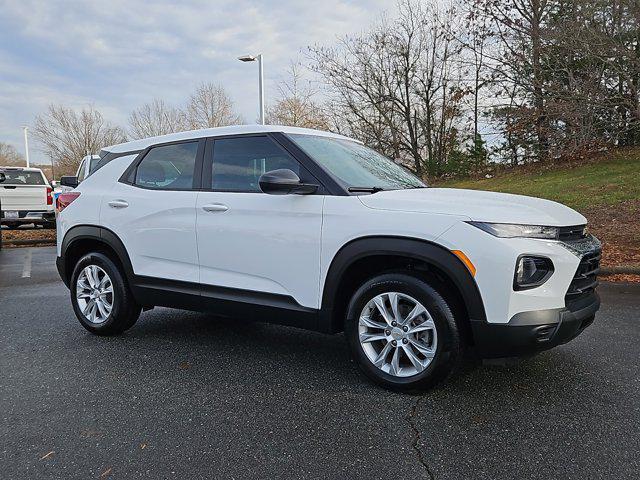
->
[202,203,229,213]
[108,200,129,209]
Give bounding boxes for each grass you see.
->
[436,148,640,212]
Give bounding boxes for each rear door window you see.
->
[134,142,199,190]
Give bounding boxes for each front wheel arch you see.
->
[319,236,486,335]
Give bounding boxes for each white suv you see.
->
[55,125,601,390]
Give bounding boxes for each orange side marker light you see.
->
[452,250,476,277]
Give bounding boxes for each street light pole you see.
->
[22,126,30,167]
[239,53,265,125]
[258,54,265,125]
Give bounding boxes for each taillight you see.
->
[56,192,81,213]
[47,186,53,205]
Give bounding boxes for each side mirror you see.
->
[0,172,5,183]
[259,169,318,195]
[60,176,78,188]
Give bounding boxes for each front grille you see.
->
[558,225,587,242]
[565,249,601,302]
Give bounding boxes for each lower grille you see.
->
[566,249,601,302]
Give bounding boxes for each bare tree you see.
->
[186,83,242,129]
[129,99,188,139]
[311,0,465,177]
[0,142,25,167]
[32,105,127,174]
[556,0,640,147]
[266,62,330,129]
[473,0,554,161]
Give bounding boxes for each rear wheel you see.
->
[344,273,462,391]
[70,252,141,335]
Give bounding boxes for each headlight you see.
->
[514,256,555,290]
[467,222,559,239]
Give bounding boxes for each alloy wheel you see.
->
[76,265,114,324]
[358,292,438,378]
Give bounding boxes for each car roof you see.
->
[103,124,359,154]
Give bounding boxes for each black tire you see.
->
[344,273,462,392]
[5,223,20,229]
[43,220,56,230]
[70,252,141,336]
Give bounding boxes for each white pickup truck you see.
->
[0,167,55,229]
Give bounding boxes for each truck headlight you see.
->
[468,222,559,240]
[514,256,554,290]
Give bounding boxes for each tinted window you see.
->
[211,136,300,192]
[289,134,425,190]
[0,170,45,185]
[135,142,198,190]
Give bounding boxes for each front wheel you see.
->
[70,252,141,335]
[344,273,462,391]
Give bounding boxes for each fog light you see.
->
[514,256,554,291]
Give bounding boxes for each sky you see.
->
[0,0,390,166]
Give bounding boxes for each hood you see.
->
[358,188,587,226]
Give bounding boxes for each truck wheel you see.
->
[70,252,141,336]
[5,223,20,229]
[344,273,462,391]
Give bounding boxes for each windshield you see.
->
[0,170,45,185]
[288,134,425,191]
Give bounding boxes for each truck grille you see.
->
[565,249,601,302]
[558,225,587,242]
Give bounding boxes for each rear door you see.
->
[195,135,324,309]
[100,140,203,283]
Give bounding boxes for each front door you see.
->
[196,135,324,309]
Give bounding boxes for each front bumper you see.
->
[471,290,600,358]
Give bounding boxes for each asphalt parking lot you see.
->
[1,247,639,479]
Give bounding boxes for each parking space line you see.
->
[22,249,32,278]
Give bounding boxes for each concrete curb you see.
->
[600,266,640,275]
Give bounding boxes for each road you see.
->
[1,247,638,479]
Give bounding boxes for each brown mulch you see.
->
[582,199,640,282]
[600,273,640,283]
[2,228,56,243]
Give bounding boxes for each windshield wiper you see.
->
[348,186,385,193]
